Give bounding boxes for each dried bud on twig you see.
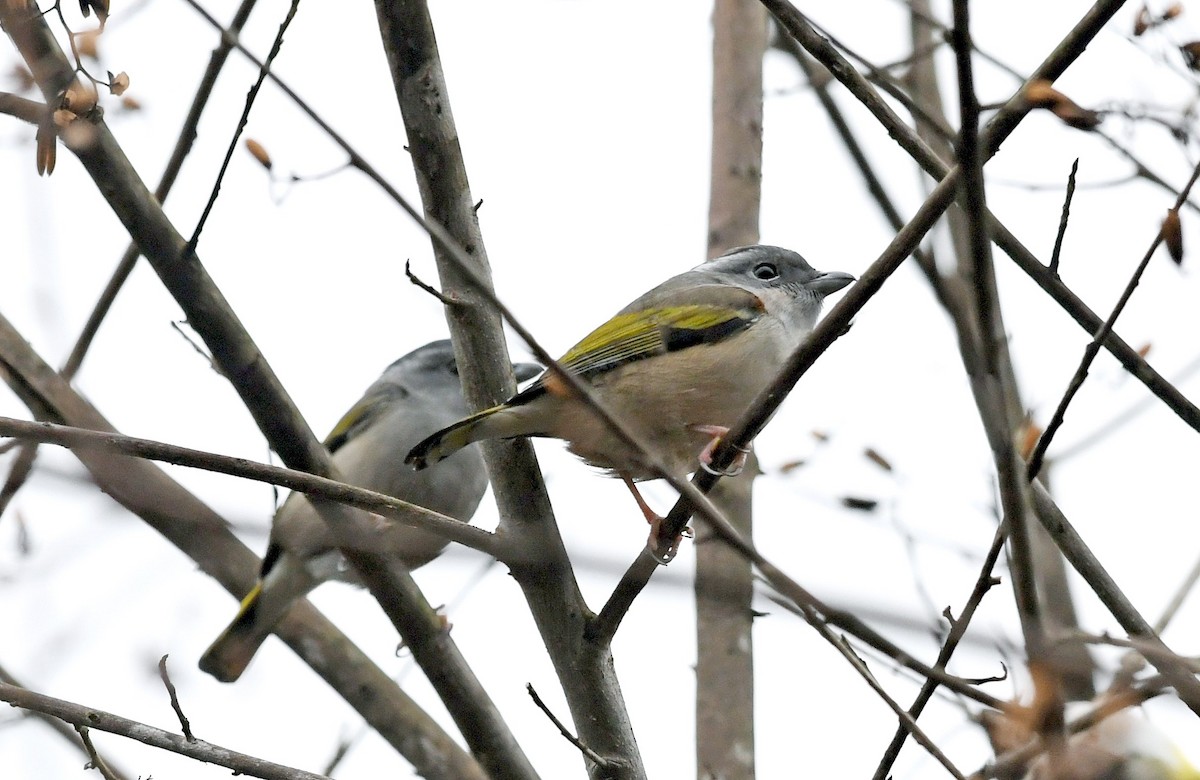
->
[1023,80,1102,130]
[1181,42,1200,71]
[107,71,129,96]
[1134,5,1152,35]
[862,447,893,472]
[245,138,273,170]
[841,496,879,512]
[1023,79,1060,108]
[1136,2,1185,35]
[61,80,98,114]
[1017,417,1042,461]
[1162,208,1184,265]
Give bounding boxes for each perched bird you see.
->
[200,340,541,682]
[406,245,854,541]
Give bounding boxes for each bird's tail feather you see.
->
[200,552,324,682]
[198,583,274,683]
[406,405,506,469]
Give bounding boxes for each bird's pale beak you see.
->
[809,271,856,296]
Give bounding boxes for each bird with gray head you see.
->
[200,340,541,682]
[407,246,854,545]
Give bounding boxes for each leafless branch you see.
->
[1,682,331,780]
[156,655,194,742]
[526,684,614,772]
[0,414,503,557]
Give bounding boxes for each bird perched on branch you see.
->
[200,340,540,682]
[406,245,854,550]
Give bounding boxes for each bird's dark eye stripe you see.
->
[753,262,778,280]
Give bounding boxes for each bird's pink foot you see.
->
[692,424,750,476]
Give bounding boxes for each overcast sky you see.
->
[4,1,1200,777]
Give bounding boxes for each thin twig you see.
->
[1048,158,1080,275]
[1027,156,1200,478]
[405,260,456,306]
[60,0,262,380]
[75,726,121,780]
[1027,481,1200,714]
[187,0,299,252]
[157,655,194,743]
[0,663,131,780]
[1053,351,1200,461]
[0,415,503,557]
[526,684,612,771]
[773,599,968,779]
[872,524,1006,779]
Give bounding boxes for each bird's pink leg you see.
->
[619,472,689,561]
[692,424,750,476]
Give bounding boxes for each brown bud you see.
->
[62,80,98,114]
[1162,207,1184,265]
[1023,79,1062,108]
[1135,5,1152,35]
[244,138,273,170]
[120,95,142,111]
[841,496,878,512]
[1164,3,1184,20]
[52,108,77,128]
[1181,42,1200,70]
[1025,80,1101,130]
[810,429,829,442]
[1017,419,1042,461]
[863,447,893,472]
[108,71,129,97]
[1136,342,1153,359]
[1051,101,1102,130]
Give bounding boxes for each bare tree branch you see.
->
[0,682,331,780]
[0,663,133,780]
[0,414,504,557]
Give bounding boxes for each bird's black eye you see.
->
[753,262,779,281]
[445,360,459,376]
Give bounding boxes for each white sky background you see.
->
[3,0,1200,777]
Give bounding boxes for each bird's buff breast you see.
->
[549,325,789,479]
